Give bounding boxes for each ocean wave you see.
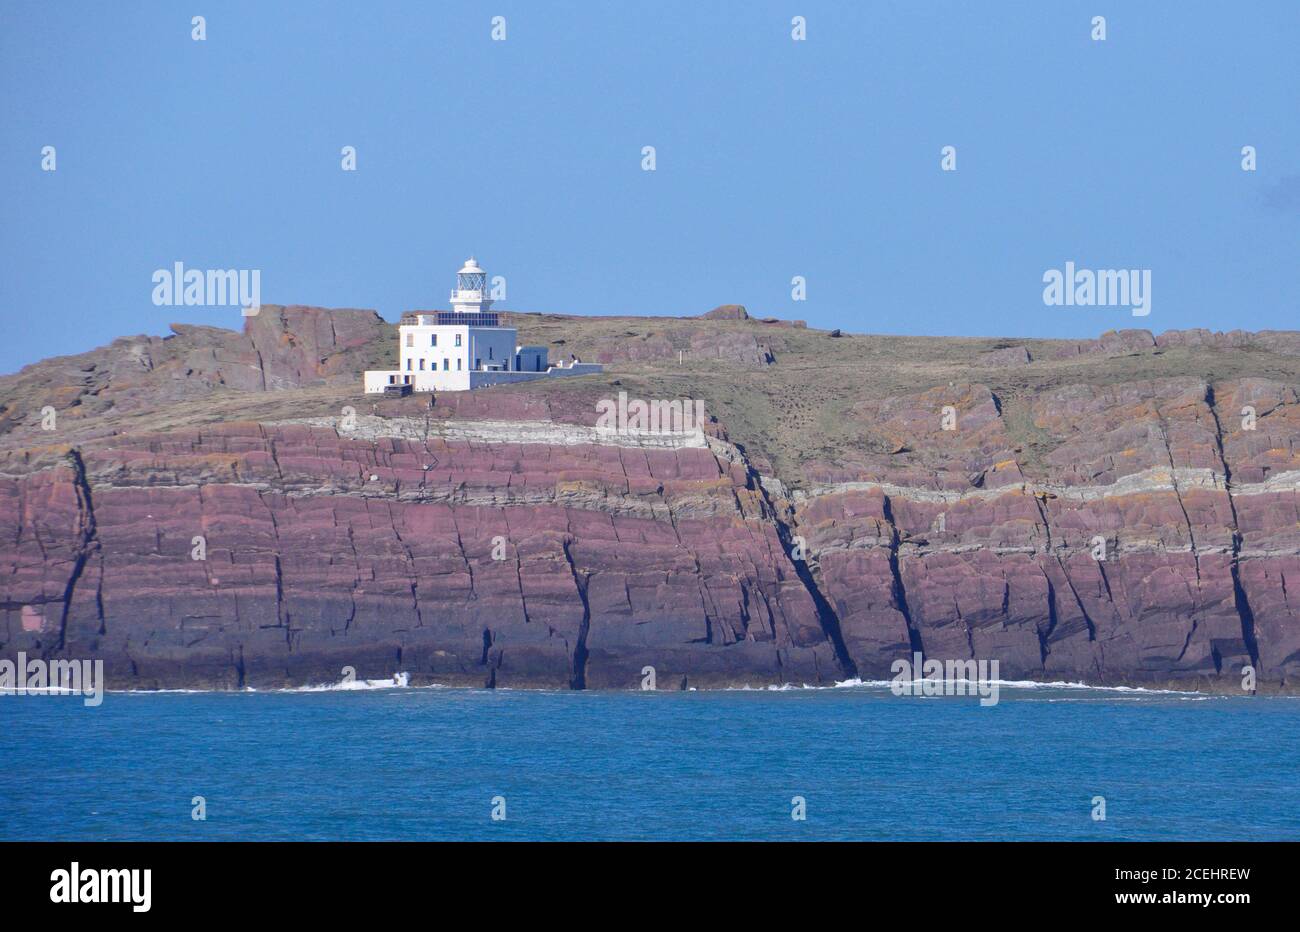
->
[254,672,417,693]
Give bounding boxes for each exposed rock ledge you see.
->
[798,467,1300,505]
[279,415,710,450]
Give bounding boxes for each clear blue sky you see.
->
[2,1,1297,374]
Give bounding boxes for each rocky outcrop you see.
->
[0,306,388,432]
[2,310,1298,692]
[1050,328,1157,359]
[700,305,749,320]
[1156,328,1300,356]
[1044,327,1300,360]
[975,345,1031,366]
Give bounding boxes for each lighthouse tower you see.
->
[450,257,492,315]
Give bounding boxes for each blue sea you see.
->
[2,683,1297,841]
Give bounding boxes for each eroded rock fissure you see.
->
[56,448,100,652]
[742,447,858,681]
[562,538,592,690]
[1205,384,1261,671]
[879,493,923,657]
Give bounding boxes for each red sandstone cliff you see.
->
[1,308,1297,691]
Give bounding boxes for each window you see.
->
[388,375,395,385]
[443,358,449,371]
[418,359,424,370]
[475,358,481,369]
[488,347,494,360]
[405,333,413,347]
[430,334,437,346]
[457,359,462,371]
[455,334,462,347]
[406,358,412,370]
[403,375,410,384]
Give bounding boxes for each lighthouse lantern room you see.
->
[450,257,491,316]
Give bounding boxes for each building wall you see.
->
[363,318,598,393]
[363,370,399,393]
[516,346,547,373]
[364,368,471,392]
[398,323,519,377]
[467,328,517,371]
[468,363,604,389]
[399,324,469,376]
[365,363,604,393]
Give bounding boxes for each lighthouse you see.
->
[362,257,602,393]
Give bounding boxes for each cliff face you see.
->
[1,310,1297,691]
[795,379,1300,689]
[0,416,834,690]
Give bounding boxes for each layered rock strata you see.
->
[2,313,1298,692]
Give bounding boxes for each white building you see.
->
[364,258,602,393]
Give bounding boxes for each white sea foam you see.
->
[104,674,1283,699]
[1044,695,1215,703]
[745,676,1211,697]
[274,672,417,692]
[115,672,424,695]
